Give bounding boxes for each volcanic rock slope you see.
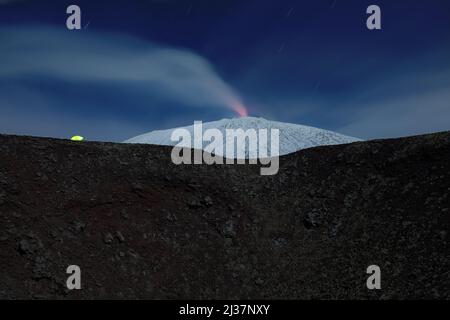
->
[0,131,449,299]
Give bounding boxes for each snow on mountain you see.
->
[123,117,362,158]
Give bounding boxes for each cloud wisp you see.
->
[0,26,245,115]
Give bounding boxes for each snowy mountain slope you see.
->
[123,117,362,158]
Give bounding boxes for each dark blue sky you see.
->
[1,0,450,141]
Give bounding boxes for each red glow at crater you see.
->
[231,102,248,117]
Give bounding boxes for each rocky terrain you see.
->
[0,131,449,299]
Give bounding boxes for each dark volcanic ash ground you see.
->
[0,131,449,299]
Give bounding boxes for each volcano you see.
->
[123,117,362,156]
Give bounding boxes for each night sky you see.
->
[1,0,450,141]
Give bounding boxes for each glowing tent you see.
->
[70,135,84,141]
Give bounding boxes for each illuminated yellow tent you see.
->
[70,135,84,141]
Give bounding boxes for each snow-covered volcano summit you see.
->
[123,117,361,157]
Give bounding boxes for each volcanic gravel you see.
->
[0,132,449,299]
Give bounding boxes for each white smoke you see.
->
[0,26,243,112]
